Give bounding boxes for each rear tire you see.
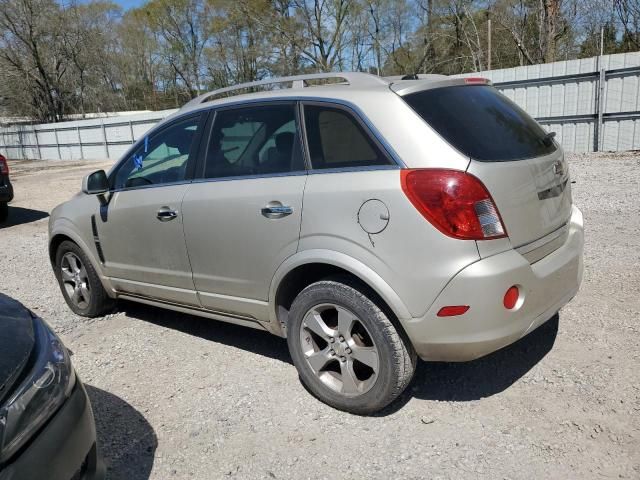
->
[287,277,416,415]
[0,202,8,223]
[54,240,115,317]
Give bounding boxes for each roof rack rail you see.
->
[180,72,388,110]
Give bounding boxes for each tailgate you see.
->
[468,149,572,248]
[398,82,573,248]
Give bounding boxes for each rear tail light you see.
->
[0,155,8,175]
[400,169,507,240]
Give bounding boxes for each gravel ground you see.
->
[0,152,639,479]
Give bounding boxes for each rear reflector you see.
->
[503,286,520,310]
[437,305,470,317]
[400,169,507,240]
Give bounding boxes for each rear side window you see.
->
[303,104,392,169]
[404,85,557,161]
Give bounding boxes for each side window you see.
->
[203,104,304,179]
[112,115,201,190]
[303,104,392,169]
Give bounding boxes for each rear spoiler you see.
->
[390,76,492,96]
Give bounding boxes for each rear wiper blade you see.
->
[542,131,556,146]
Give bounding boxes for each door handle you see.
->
[261,203,293,219]
[156,207,178,222]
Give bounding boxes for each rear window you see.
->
[403,85,557,161]
[303,104,393,169]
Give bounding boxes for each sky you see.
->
[113,0,145,9]
[113,0,145,10]
[71,0,146,10]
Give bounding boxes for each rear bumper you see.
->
[405,205,584,361]
[0,379,104,480]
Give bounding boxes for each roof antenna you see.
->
[401,74,419,80]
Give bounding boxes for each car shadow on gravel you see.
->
[377,315,560,415]
[119,300,292,364]
[85,385,157,480]
[0,207,48,228]
[118,301,558,416]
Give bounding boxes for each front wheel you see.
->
[287,278,416,415]
[0,202,8,223]
[54,241,115,317]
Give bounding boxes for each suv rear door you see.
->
[401,83,572,249]
[181,102,306,319]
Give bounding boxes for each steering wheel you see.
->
[125,176,153,188]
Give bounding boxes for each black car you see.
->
[0,154,12,222]
[0,293,104,479]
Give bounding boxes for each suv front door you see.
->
[99,113,205,305]
[181,102,306,320]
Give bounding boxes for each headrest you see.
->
[275,132,294,152]
[164,128,195,154]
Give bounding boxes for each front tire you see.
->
[54,240,115,317]
[0,202,8,223]
[287,278,416,415]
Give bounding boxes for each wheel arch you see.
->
[269,250,412,338]
[49,224,115,296]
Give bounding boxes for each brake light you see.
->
[400,169,507,240]
[0,155,8,175]
[464,77,490,85]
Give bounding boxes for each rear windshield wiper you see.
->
[542,131,556,147]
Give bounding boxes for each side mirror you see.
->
[82,170,109,195]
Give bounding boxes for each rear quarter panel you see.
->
[298,169,480,318]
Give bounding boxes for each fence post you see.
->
[18,126,26,160]
[34,126,41,160]
[53,128,62,160]
[596,69,606,152]
[77,126,84,159]
[102,122,110,159]
[129,120,135,144]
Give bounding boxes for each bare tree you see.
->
[0,0,638,121]
[614,0,640,49]
[0,0,67,121]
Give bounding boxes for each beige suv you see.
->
[49,72,584,414]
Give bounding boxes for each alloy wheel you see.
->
[60,252,91,309]
[299,303,380,397]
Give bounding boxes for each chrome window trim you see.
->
[307,165,399,175]
[191,170,308,185]
[109,178,194,194]
[186,164,400,187]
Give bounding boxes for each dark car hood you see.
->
[0,293,35,404]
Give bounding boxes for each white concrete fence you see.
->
[1,51,639,161]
